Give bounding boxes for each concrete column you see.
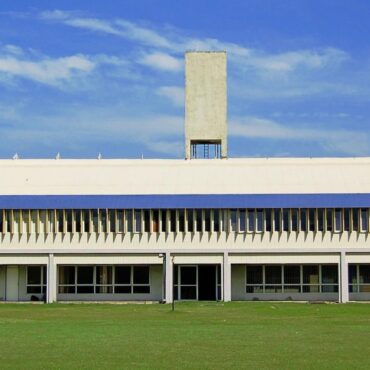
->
[223,252,231,302]
[165,252,173,303]
[339,251,349,303]
[47,254,57,303]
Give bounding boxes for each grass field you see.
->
[0,302,369,370]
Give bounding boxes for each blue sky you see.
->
[1,0,370,158]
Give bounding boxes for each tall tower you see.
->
[185,51,227,159]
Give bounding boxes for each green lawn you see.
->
[0,302,369,370]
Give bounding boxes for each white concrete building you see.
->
[1,52,369,303]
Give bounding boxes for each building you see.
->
[1,51,370,303]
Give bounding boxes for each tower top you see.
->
[185,51,227,159]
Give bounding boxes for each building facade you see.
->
[0,52,369,303]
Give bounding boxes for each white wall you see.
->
[1,157,370,195]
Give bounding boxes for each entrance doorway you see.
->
[174,264,221,301]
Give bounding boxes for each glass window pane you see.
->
[284,265,300,285]
[135,210,142,233]
[300,209,307,231]
[291,209,298,231]
[77,286,94,294]
[321,265,338,284]
[344,209,350,231]
[115,286,131,294]
[309,209,315,232]
[187,209,194,232]
[335,209,342,231]
[283,209,289,232]
[96,266,112,285]
[152,210,160,233]
[256,209,263,232]
[326,209,333,232]
[213,210,220,232]
[204,210,211,232]
[348,264,357,285]
[196,210,202,232]
[359,265,370,284]
[117,210,124,232]
[246,265,263,284]
[92,209,98,233]
[274,209,281,232]
[115,266,131,284]
[178,209,185,232]
[170,210,176,232]
[303,265,319,285]
[265,265,282,284]
[352,209,359,232]
[180,286,196,299]
[59,266,75,285]
[133,286,150,294]
[126,210,133,232]
[248,209,255,232]
[66,210,73,232]
[27,266,41,285]
[133,266,149,285]
[265,209,272,232]
[239,209,246,232]
[77,266,94,284]
[361,209,368,231]
[100,209,107,233]
[317,209,324,231]
[230,209,237,232]
[180,266,196,285]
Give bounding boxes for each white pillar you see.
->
[47,253,57,303]
[339,251,349,303]
[223,252,231,302]
[165,252,173,303]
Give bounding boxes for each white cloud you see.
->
[156,86,184,106]
[138,52,182,72]
[0,53,95,85]
[230,116,370,156]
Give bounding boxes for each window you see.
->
[326,209,333,232]
[274,209,281,232]
[256,209,264,232]
[152,210,160,233]
[75,210,82,233]
[77,266,94,293]
[175,266,197,300]
[178,209,185,232]
[170,210,176,232]
[133,266,150,293]
[246,265,263,293]
[309,209,316,232]
[239,209,246,232]
[27,266,46,294]
[134,210,142,233]
[187,209,194,232]
[300,209,307,232]
[96,266,112,293]
[92,209,98,233]
[248,209,255,232]
[195,209,202,232]
[230,209,237,232]
[352,209,359,232]
[83,210,90,232]
[283,209,290,232]
[115,266,132,293]
[213,209,220,232]
[317,209,324,232]
[117,210,124,233]
[126,210,133,232]
[361,209,368,232]
[284,265,301,292]
[334,209,342,232]
[66,209,73,233]
[265,209,272,232]
[302,265,319,292]
[321,265,338,292]
[109,210,116,233]
[344,209,350,231]
[265,265,282,292]
[291,209,298,232]
[59,266,75,293]
[100,209,107,233]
